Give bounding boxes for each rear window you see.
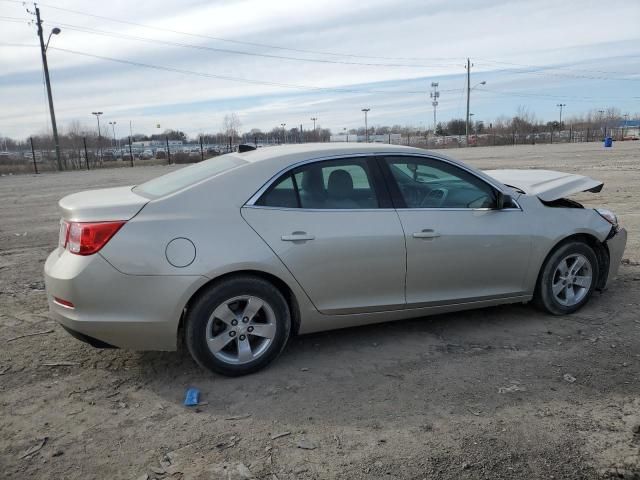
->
[134,155,247,197]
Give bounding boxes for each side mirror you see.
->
[496,192,512,209]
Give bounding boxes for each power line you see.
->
[45,22,458,69]
[7,0,459,63]
[1,42,636,104]
[3,0,639,77]
[0,15,29,25]
[0,42,39,47]
[477,87,639,102]
[476,56,640,78]
[475,60,640,82]
[3,4,637,79]
[47,45,464,96]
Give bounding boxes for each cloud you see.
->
[0,0,639,138]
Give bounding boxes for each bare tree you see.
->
[223,113,242,144]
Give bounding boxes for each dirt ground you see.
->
[1,142,639,480]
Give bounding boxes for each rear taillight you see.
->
[61,220,125,255]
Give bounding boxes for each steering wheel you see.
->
[420,187,447,208]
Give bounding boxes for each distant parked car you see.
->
[101,151,115,161]
[45,144,626,376]
[141,149,153,160]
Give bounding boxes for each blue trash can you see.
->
[604,137,613,147]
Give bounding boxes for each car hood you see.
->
[483,169,603,201]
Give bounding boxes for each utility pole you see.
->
[464,59,486,148]
[83,137,90,170]
[299,124,303,143]
[361,108,370,143]
[556,103,566,130]
[430,82,439,132]
[30,137,38,174]
[35,6,62,170]
[465,58,471,147]
[92,112,103,163]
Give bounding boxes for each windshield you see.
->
[134,155,247,198]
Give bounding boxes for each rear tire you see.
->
[533,240,599,315]
[185,276,291,376]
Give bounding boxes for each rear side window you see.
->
[256,175,299,208]
[134,155,247,198]
[255,158,380,209]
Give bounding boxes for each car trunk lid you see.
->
[59,186,149,222]
[483,169,603,201]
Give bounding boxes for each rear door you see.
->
[379,155,533,307]
[242,156,406,314]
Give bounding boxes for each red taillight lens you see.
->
[64,221,125,255]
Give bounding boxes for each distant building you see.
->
[132,140,183,148]
[612,120,640,139]
[330,133,402,143]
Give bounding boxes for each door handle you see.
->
[412,229,440,239]
[281,232,315,241]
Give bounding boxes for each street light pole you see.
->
[430,82,439,132]
[310,117,317,141]
[556,104,566,129]
[280,123,286,144]
[35,6,62,170]
[92,112,103,163]
[361,108,370,143]
[109,121,117,151]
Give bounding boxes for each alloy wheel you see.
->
[551,253,593,307]
[205,295,277,365]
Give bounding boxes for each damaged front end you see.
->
[484,168,627,289]
[541,197,627,290]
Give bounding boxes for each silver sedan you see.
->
[44,144,627,376]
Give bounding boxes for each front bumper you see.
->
[604,227,627,288]
[44,248,208,350]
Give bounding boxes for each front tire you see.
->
[534,240,599,315]
[185,276,291,376]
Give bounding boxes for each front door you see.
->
[242,156,406,314]
[379,155,532,307]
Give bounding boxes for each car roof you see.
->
[230,142,432,165]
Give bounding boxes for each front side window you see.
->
[256,158,380,209]
[384,156,496,209]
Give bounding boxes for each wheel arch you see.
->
[177,269,301,347]
[536,233,610,293]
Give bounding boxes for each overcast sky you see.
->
[1,0,639,139]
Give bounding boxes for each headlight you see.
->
[595,208,618,227]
